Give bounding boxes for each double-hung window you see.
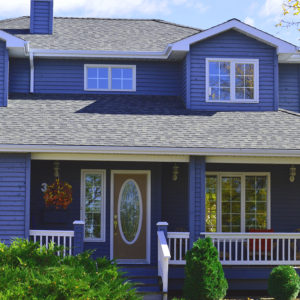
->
[85,65,136,91]
[81,170,106,242]
[206,58,259,103]
[205,172,270,233]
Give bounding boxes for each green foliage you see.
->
[183,237,228,300]
[0,239,139,300]
[268,265,300,300]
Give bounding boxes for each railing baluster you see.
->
[229,239,232,262]
[294,238,297,261]
[180,238,182,261]
[271,238,273,262]
[247,238,249,262]
[235,239,238,261]
[223,239,225,262]
[277,238,279,262]
[259,238,261,262]
[288,239,291,262]
[265,238,267,261]
[283,239,285,261]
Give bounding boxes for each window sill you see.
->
[206,99,259,104]
[84,88,136,92]
[84,239,106,243]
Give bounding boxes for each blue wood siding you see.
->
[0,154,30,243]
[0,41,8,107]
[29,59,180,96]
[30,0,53,34]
[30,161,162,263]
[189,30,277,111]
[279,63,300,112]
[188,156,205,246]
[9,58,30,94]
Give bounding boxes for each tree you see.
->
[278,0,300,30]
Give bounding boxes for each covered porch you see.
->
[28,154,300,292]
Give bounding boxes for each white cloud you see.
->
[0,0,208,19]
[260,0,282,19]
[244,16,255,26]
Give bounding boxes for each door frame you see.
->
[110,170,151,264]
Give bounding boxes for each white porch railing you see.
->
[29,230,74,257]
[157,230,171,293]
[202,232,300,265]
[167,232,190,265]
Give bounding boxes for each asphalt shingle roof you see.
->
[0,17,200,52]
[1,94,300,151]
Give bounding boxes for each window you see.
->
[85,65,136,91]
[205,173,270,232]
[81,170,106,242]
[206,58,259,103]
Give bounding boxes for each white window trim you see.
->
[206,172,271,232]
[205,58,259,103]
[84,64,136,92]
[80,169,106,242]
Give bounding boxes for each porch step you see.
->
[120,265,162,296]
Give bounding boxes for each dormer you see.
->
[30,0,54,34]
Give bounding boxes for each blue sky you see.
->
[0,0,299,46]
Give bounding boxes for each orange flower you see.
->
[44,178,72,210]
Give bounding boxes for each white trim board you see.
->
[31,153,189,162]
[0,30,26,48]
[207,156,300,165]
[171,19,297,54]
[110,170,151,264]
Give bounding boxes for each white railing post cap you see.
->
[157,222,169,226]
[73,220,85,225]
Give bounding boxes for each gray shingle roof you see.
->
[1,94,300,151]
[0,17,200,52]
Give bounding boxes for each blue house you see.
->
[1,0,300,295]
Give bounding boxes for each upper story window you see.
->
[206,58,259,103]
[84,65,136,92]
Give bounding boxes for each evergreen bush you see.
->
[0,239,139,300]
[268,265,300,300]
[183,237,228,300]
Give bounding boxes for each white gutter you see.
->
[2,144,300,157]
[30,46,173,60]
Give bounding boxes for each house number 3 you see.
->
[41,183,48,193]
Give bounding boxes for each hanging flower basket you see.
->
[44,178,72,210]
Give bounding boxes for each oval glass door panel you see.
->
[118,179,143,244]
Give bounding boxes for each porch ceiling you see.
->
[2,94,300,153]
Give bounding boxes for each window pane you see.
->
[209,75,219,87]
[245,176,267,231]
[209,62,219,75]
[220,62,230,75]
[236,88,244,99]
[88,68,97,78]
[220,88,230,100]
[88,79,97,89]
[84,174,103,239]
[236,76,244,88]
[221,177,241,232]
[123,79,133,90]
[220,76,230,87]
[98,68,108,78]
[111,68,122,78]
[245,88,254,99]
[236,63,244,76]
[123,68,133,79]
[245,76,254,88]
[205,175,217,232]
[98,79,108,89]
[209,88,219,100]
[245,64,254,75]
[112,79,122,89]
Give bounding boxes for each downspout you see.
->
[29,52,34,93]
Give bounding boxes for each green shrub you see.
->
[0,239,140,300]
[183,237,228,300]
[268,265,300,300]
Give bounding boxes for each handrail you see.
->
[157,230,171,293]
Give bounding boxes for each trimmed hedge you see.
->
[183,237,228,300]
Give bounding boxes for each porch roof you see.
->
[1,94,300,153]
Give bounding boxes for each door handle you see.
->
[114,215,118,234]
